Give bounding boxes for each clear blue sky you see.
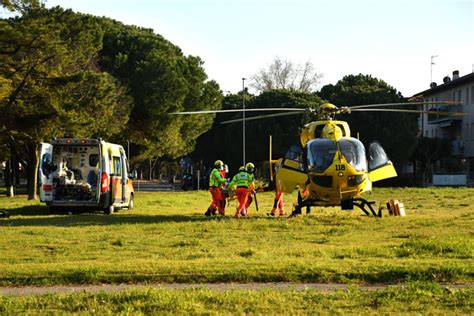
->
[46,0,473,97]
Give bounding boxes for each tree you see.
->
[97,19,222,173]
[318,74,418,167]
[191,90,255,172]
[250,57,323,93]
[0,7,130,198]
[192,89,323,173]
[0,0,40,13]
[411,137,452,185]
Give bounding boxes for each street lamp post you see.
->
[242,78,246,165]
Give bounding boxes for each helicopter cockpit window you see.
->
[368,142,389,170]
[284,145,303,162]
[307,139,336,173]
[338,138,367,172]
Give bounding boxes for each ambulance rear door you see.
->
[39,143,54,202]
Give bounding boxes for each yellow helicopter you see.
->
[172,100,463,216]
[272,103,401,216]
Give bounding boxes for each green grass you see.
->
[0,187,473,286]
[0,282,472,314]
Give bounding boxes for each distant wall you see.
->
[432,174,467,186]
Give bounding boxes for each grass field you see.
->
[0,283,472,314]
[0,187,473,313]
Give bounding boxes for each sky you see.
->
[44,0,473,97]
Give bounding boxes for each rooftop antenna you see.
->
[430,55,438,83]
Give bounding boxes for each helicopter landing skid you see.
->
[352,198,381,217]
[288,198,382,218]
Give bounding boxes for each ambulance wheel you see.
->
[128,195,134,210]
[105,205,115,215]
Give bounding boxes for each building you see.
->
[411,70,474,183]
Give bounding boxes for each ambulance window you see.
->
[41,152,56,176]
[89,154,99,167]
[113,156,122,175]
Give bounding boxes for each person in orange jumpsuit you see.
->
[268,190,284,216]
[219,164,229,213]
[228,165,254,217]
[205,160,227,216]
[243,162,256,213]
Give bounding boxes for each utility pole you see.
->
[242,78,246,165]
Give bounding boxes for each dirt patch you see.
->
[1,282,472,296]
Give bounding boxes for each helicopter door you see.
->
[275,145,308,193]
[39,143,54,202]
[367,142,397,182]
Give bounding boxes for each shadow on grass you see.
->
[3,205,52,216]
[0,265,467,286]
[0,204,224,227]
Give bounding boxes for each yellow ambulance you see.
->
[39,138,134,214]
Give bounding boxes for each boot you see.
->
[204,208,212,216]
[288,206,302,218]
[267,210,276,217]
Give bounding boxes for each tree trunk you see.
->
[26,144,39,200]
[5,159,15,197]
[149,159,152,180]
[12,152,20,186]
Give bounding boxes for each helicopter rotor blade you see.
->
[350,108,465,116]
[220,111,305,125]
[170,107,307,115]
[349,101,462,109]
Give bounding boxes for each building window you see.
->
[471,123,474,140]
[458,90,462,101]
[471,86,474,104]
[466,87,470,105]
